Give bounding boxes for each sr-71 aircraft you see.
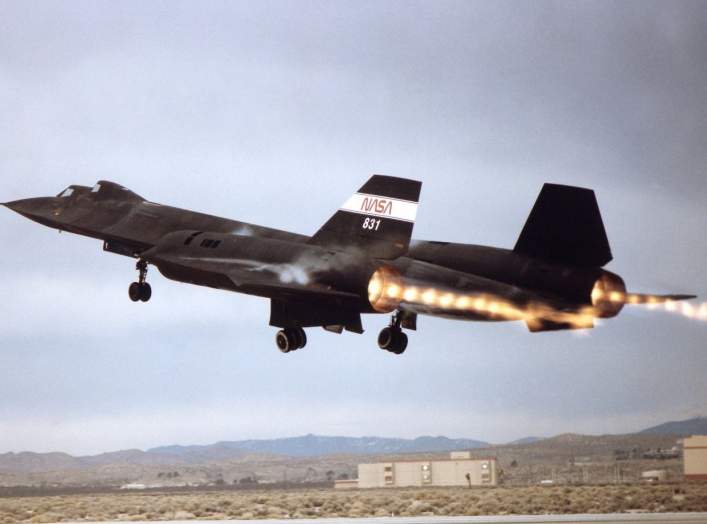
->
[3,176,694,354]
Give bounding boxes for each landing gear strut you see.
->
[128,259,152,302]
[276,327,307,353]
[378,312,408,355]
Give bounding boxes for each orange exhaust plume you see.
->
[590,278,704,322]
[368,268,704,328]
[367,266,403,313]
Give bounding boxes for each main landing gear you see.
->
[128,259,152,303]
[276,328,307,353]
[378,312,408,355]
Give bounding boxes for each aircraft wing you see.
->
[234,278,362,306]
[143,250,363,307]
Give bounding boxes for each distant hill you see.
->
[638,416,707,436]
[506,436,543,445]
[2,418,702,482]
[148,434,490,458]
[0,424,692,487]
[515,432,680,456]
[0,448,199,474]
[0,434,489,475]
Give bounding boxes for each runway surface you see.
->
[66,513,707,524]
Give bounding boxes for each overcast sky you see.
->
[1,0,705,456]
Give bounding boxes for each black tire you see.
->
[128,282,141,302]
[290,328,302,349]
[295,328,307,349]
[139,283,152,302]
[378,327,395,350]
[392,332,408,355]
[276,330,292,353]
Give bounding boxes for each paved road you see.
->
[64,513,707,524]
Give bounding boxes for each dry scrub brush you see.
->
[0,483,705,522]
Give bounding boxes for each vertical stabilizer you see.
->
[308,175,421,259]
[514,183,612,267]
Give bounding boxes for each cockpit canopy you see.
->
[56,185,91,198]
[56,181,144,202]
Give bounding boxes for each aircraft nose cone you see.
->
[3,198,33,214]
[3,197,59,221]
[2,200,23,213]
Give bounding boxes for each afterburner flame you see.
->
[367,266,403,313]
[368,269,596,328]
[590,273,627,318]
[591,285,706,322]
[367,267,705,329]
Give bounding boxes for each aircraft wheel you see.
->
[129,282,142,302]
[276,330,292,353]
[391,332,408,355]
[378,327,395,350]
[293,328,307,349]
[139,283,152,302]
[276,329,300,353]
[379,327,407,354]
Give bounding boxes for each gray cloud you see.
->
[1,0,705,454]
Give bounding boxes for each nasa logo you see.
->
[339,193,417,222]
[360,197,393,215]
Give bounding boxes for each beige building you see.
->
[684,435,707,481]
[356,451,498,488]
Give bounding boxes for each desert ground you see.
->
[1,483,707,523]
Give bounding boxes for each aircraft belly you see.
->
[146,238,368,311]
[154,260,238,292]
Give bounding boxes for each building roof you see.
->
[360,456,498,465]
[684,435,707,447]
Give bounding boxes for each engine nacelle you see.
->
[367,265,403,313]
[591,270,627,318]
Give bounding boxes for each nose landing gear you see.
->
[378,312,408,355]
[276,328,307,353]
[129,259,152,302]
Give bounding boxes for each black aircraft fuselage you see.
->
[3,177,693,354]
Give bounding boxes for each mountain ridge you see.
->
[147,434,490,459]
[638,416,707,436]
[2,416,704,476]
